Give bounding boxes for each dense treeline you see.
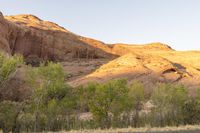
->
[0,53,200,133]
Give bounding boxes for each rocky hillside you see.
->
[1,12,200,95]
[70,52,200,94]
[0,12,116,65]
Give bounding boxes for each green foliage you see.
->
[0,53,23,133]
[129,81,145,105]
[86,79,130,128]
[0,53,23,86]
[26,62,77,131]
[75,82,97,113]
[28,62,67,101]
[128,81,145,127]
[150,83,188,127]
[182,98,200,124]
[1,52,200,132]
[17,112,35,132]
[0,101,22,133]
[182,88,200,125]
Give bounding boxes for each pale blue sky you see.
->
[1,0,200,50]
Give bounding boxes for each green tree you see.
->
[182,98,200,125]
[168,84,188,125]
[150,83,188,127]
[128,81,145,127]
[76,83,97,112]
[182,88,200,125]
[88,79,130,128]
[27,62,76,131]
[0,101,22,133]
[0,53,23,87]
[0,53,23,133]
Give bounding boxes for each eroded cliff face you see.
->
[0,12,12,53]
[0,13,116,66]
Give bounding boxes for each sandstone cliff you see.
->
[0,13,116,66]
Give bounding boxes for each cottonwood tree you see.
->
[27,62,76,131]
[128,81,145,127]
[0,101,22,133]
[150,83,188,127]
[88,79,130,128]
[182,98,200,124]
[182,88,200,125]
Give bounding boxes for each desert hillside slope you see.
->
[0,12,200,94]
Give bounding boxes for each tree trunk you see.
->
[134,109,139,128]
[12,112,20,133]
[12,125,20,133]
[2,128,9,133]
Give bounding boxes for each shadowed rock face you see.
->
[0,14,117,66]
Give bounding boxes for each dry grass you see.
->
[36,125,200,133]
[4,125,198,132]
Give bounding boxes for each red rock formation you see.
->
[0,13,174,65]
[0,13,116,66]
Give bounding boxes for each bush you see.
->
[0,53,23,86]
[182,98,200,124]
[0,101,22,133]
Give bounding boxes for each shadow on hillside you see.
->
[8,23,118,64]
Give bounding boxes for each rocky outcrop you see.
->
[110,43,173,55]
[0,14,117,65]
[68,51,200,95]
[0,12,11,53]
